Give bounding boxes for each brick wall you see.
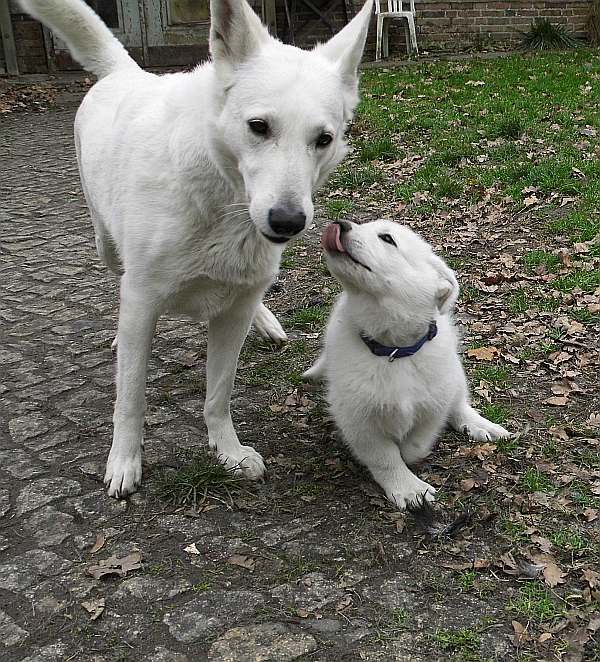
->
[5,0,594,74]
[10,13,47,74]
[388,0,591,53]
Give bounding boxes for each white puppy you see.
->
[304,220,510,509]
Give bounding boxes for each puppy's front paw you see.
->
[387,477,436,511]
[464,420,511,442]
[104,450,142,498]
[216,445,266,480]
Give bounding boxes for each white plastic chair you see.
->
[375,0,419,60]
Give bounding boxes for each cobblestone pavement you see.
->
[0,86,524,662]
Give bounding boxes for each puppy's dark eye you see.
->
[248,119,269,136]
[316,133,333,148]
[379,233,397,247]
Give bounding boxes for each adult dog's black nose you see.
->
[334,220,352,233]
[268,207,306,237]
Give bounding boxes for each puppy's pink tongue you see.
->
[321,224,346,253]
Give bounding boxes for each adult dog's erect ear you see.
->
[210,0,270,76]
[430,255,459,314]
[315,1,373,89]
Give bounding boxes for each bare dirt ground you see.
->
[0,71,598,662]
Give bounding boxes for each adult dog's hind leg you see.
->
[253,302,287,344]
[104,278,159,498]
[205,295,266,479]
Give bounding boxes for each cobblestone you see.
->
[0,80,532,661]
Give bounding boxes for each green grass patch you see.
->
[548,527,593,552]
[520,467,554,492]
[239,338,312,388]
[473,365,511,386]
[325,198,355,219]
[500,517,528,543]
[156,454,245,508]
[491,114,526,140]
[508,288,531,313]
[355,136,398,162]
[323,52,600,237]
[552,269,600,293]
[571,309,600,326]
[523,250,561,273]
[507,582,564,624]
[286,305,329,331]
[480,403,510,425]
[329,163,383,190]
[432,626,481,660]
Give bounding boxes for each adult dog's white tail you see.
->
[19,0,138,78]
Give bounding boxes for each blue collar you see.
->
[360,321,438,362]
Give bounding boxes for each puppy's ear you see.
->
[210,0,270,78]
[315,1,373,103]
[430,255,459,314]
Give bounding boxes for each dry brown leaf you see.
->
[510,620,530,646]
[335,594,353,612]
[544,396,568,406]
[542,561,566,588]
[582,507,598,522]
[588,616,600,633]
[531,535,553,554]
[466,346,500,361]
[582,569,600,589]
[586,413,600,429]
[90,533,106,554]
[86,552,143,580]
[227,554,255,571]
[81,598,105,621]
[183,543,201,555]
[460,478,478,492]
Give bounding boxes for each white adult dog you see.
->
[304,220,510,509]
[20,0,373,497]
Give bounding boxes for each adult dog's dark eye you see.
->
[248,119,269,136]
[316,133,333,148]
[379,233,397,247]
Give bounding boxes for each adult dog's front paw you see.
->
[387,476,436,511]
[253,305,288,344]
[104,450,142,498]
[216,445,266,480]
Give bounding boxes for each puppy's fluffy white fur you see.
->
[305,220,510,509]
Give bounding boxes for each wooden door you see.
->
[50,0,143,69]
[142,0,212,66]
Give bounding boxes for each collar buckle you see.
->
[388,348,400,363]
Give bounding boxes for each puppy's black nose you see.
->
[334,220,352,233]
[268,207,306,237]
